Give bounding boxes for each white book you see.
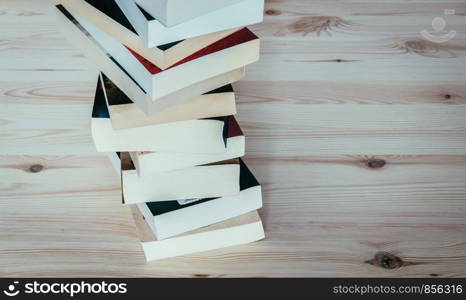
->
[101,73,237,130]
[130,116,245,175]
[132,207,264,262]
[117,0,264,47]
[70,8,260,101]
[137,159,262,239]
[121,153,241,204]
[134,0,246,27]
[91,76,229,153]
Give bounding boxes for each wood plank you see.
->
[235,80,466,105]
[3,87,466,154]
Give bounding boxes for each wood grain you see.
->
[0,0,465,277]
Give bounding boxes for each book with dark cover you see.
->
[101,73,234,107]
[84,0,135,33]
[92,78,109,119]
[227,114,243,138]
[146,159,258,216]
[127,28,258,75]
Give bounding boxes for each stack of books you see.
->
[56,0,265,262]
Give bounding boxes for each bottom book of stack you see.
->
[132,207,264,261]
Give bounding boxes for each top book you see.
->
[135,0,246,27]
[116,0,264,47]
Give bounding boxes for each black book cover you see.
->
[92,76,109,119]
[84,0,136,34]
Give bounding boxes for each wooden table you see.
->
[1,0,465,277]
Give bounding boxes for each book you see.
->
[56,5,245,115]
[91,76,230,153]
[58,0,239,69]
[101,73,236,130]
[134,0,246,27]
[130,116,245,175]
[121,153,241,204]
[136,159,262,239]
[116,0,264,47]
[132,207,264,262]
[71,7,260,101]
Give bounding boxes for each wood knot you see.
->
[265,9,281,16]
[193,274,210,278]
[393,39,461,58]
[444,94,451,99]
[366,159,386,169]
[275,16,352,37]
[28,164,44,173]
[370,252,403,269]
[404,40,427,51]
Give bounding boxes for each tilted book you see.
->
[70,6,259,101]
[100,73,236,130]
